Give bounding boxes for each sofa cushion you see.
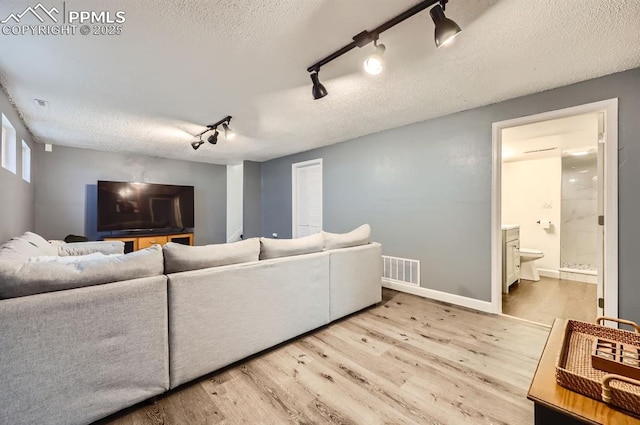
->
[0,245,164,299]
[29,252,107,264]
[322,224,371,250]
[0,237,46,262]
[17,231,58,256]
[163,238,260,274]
[58,241,125,256]
[259,233,324,260]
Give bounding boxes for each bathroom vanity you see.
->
[502,225,521,293]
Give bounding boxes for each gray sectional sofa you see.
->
[0,226,381,425]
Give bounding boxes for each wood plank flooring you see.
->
[502,276,597,326]
[95,289,549,425]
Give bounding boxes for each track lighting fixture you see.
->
[430,3,461,48]
[306,0,461,99]
[191,115,234,150]
[191,136,204,150]
[310,72,328,100]
[364,40,386,75]
[222,122,235,140]
[208,129,218,145]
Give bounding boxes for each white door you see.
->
[292,159,322,238]
[596,113,605,317]
[226,163,243,242]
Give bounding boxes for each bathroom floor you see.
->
[502,276,597,326]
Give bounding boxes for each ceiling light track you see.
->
[191,115,235,150]
[306,0,461,99]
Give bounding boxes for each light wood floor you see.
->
[96,289,549,425]
[502,276,597,326]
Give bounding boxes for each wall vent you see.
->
[524,147,557,154]
[382,255,420,286]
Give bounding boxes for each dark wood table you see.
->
[527,319,640,425]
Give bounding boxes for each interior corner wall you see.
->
[0,88,35,244]
[243,161,262,238]
[261,67,640,323]
[34,145,226,244]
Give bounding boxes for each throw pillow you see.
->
[322,224,371,250]
[163,238,260,274]
[0,237,46,262]
[17,231,58,256]
[259,233,324,260]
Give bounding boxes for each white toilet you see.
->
[519,248,544,281]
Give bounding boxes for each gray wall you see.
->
[34,145,226,244]
[243,161,262,238]
[0,87,35,244]
[261,68,640,323]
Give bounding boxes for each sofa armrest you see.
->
[328,242,382,321]
[58,240,125,256]
[0,275,169,425]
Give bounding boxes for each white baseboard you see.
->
[537,268,597,283]
[382,279,494,314]
[538,268,560,279]
[559,271,598,284]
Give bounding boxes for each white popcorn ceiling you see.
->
[0,0,638,165]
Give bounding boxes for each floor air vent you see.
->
[382,255,420,286]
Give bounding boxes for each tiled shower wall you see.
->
[560,155,598,271]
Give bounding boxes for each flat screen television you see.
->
[97,181,195,232]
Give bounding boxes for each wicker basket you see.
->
[556,317,640,416]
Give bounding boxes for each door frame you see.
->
[291,158,323,238]
[491,98,619,318]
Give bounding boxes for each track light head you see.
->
[191,139,204,150]
[310,72,328,100]
[430,4,461,48]
[364,41,386,75]
[222,122,235,140]
[208,129,219,145]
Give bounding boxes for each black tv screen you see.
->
[97,181,195,232]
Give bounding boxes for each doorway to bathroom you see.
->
[490,99,618,326]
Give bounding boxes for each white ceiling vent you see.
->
[382,255,420,287]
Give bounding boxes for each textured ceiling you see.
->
[0,0,639,165]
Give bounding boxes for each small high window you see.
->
[22,140,31,182]
[1,114,17,174]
